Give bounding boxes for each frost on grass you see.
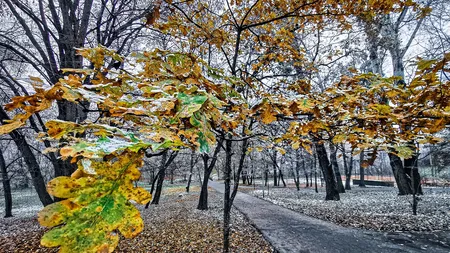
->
[251,187,450,232]
[0,188,44,219]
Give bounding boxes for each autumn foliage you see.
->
[0,0,449,252]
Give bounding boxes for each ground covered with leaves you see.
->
[249,185,450,232]
[0,185,273,252]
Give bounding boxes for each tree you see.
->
[197,136,223,210]
[186,149,199,192]
[0,107,53,206]
[151,150,178,205]
[0,148,13,217]
[330,143,345,193]
[341,144,354,190]
[1,0,154,177]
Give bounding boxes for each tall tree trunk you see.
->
[230,121,252,205]
[197,136,224,210]
[242,171,247,185]
[279,169,286,187]
[301,151,309,187]
[55,101,89,177]
[264,168,268,187]
[151,151,168,205]
[404,152,423,195]
[145,169,162,209]
[273,167,278,186]
[342,144,353,190]
[388,153,413,195]
[0,149,13,217]
[0,109,52,206]
[170,168,174,184]
[294,151,301,190]
[314,150,318,193]
[359,150,366,187]
[384,8,426,195]
[223,137,232,253]
[186,150,195,193]
[330,143,345,193]
[315,142,339,200]
[197,155,212,210]
[151,150,178,205]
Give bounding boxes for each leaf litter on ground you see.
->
[0,185,273,253]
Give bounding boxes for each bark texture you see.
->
[330,143,345,193]
[315,142,339,200]
[197,136,224,210]
[359,150,366,187]
[342,144,353,190]
[388,153,413,195]
[0,108,53,206]
[0,149,13,217]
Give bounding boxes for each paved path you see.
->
[209,181,449,253]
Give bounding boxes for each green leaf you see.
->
[176,93,208,118]
[198,132,210,153]
[394,145,414,159]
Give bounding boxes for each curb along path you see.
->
[209,181,445,253]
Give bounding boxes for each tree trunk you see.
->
[56,101,89,177]
[145,169,163,209]
[294,153,301,190]
[404,153,423,195]
[315,142,339,200]
[273,168,278,186]
[0,149,13,217]
[301,152,309,188]
[197,163,203,186]
[384,11,426,196]
[186,150,195,193]
[223,137,232,253]
[388,153,413,195]
[0,108,53,206]
[264,169,268,186]
[330,143,345,193]
[197,137,224,210]
[342,144,352,190]
[314,150,318,193]
[279,169,286,187]
[151,150,179,205]
[359,150,366,187]
[198,155,212,210]
[151,151,168,205]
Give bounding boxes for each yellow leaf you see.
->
[118,204,144,238]
[47,176,81,199]
[333,134,346,144]
[275,147,286,155]
[0,120,26,135]
[261,107,277,124]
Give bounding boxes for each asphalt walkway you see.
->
[209,181,448,253]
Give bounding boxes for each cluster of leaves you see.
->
[282,53,450,159]
[38,151,149,252]
[150,0,415,91]
[0,47,247,252]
